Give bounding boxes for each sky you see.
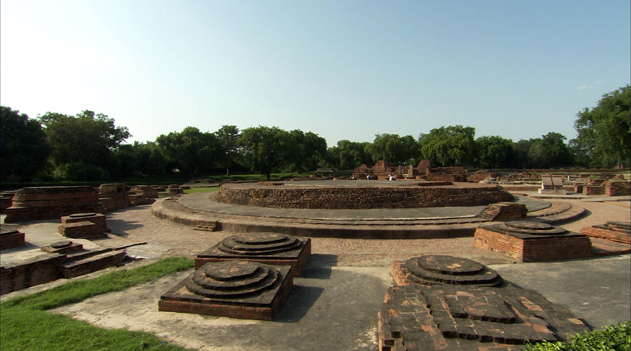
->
[2,0,629,147]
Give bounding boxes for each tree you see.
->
[0,106,50,181]
[572,85,631,168]
[419,126,477,166]
[527,132,572,169]
[475,136,515,169]
[286,130,327,173]
[39,110,130,178]
[239,126,290,180]
[215,125,241,176]
[155,127,221,176]
[326,140,372,169]
[365,134,420,165]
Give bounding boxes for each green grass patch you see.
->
[1,256,194,311]
[1,307,189,351]
[1,257,195,351]
[525,321,631,351]
[182,187,217,194]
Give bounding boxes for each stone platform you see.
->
[474,222,593,262]
[195,232,311,277]
[151,181,582,239]
[580,221,631,245]
[159,261,293,320]
[379,255,591,351]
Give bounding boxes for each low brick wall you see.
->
[0,255,66,295]
[4,186,99,223]
[214,183,514,209]
[0,229,25,250]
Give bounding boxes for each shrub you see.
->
[525,321,630,351]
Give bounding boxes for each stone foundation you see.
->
[60,213,108,232]
[479,203,528,221]
[159,261,293,320]
[474,222,593,262]
[580,221,630,245]
[213,182,514,209]
[0,227,25,250]
[380,255,590,351]
[195,233,311,277]
[58,221,107,239]
[4,186,99,223]
[0,248,126,295]
[391,255,503,288]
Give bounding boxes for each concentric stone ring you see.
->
[490,221,567,235]
[185,261,280,298]
[403,255,502,287]
[218,233,302,255]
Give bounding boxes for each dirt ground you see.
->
[1,197,630,351]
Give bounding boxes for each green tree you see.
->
[365,134,420,165]
[326,140,372,169]
[286,130,327,173]
[155,127,220,176]
[39,110,130,179]
[215,125,241,176]
[239,126,290,180]
[419,126,477,166]
[572,85,631,168]
[0,106,50,181]
[475,136,515,169]
[527,132,572,169]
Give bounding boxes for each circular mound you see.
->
[213,180,514,209]
[218,233,303,255]
[404,255,502,287]
[185,261,279,298]
[490,221,568,236]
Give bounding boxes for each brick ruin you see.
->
[353,160,468,182]
[99,183,130,212]
[0,226,25,250]
[159,260,293,320]
[58,213,110,239]
[474,222,593,262]
[1,244,126,295]
[213,181,514,210]
[580,221,630,245]
[379,255,590,351]
[4,186,100,223]
[575,179,631,196]
[195,232,311,277]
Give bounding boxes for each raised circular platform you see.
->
[213,180,514,209]
[151,180,584,239]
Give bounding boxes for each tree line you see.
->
[1,85,629,182]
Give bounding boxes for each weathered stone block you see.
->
[0,227,25,250]
[58,221,107,239]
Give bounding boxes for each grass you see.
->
[1,256,195,351]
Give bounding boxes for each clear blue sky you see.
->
[2,0,629,147]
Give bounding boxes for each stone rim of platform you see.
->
[151,192,584,239]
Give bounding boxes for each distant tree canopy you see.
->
[572,85,631,168]
[419,125,477,167]
[0,106,50,181]
[3,86,628,182]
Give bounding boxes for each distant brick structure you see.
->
[195,233,311,277]
[159,261,293,320]
[4,186,99,223]
[479,202,528,221]
[99,183,130,212]
[353,160,468,182]
[474,222,593,262]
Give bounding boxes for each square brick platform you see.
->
[0,228,25,250]
[195,233,311,277]
[159,261,293,321]
[580,221,630,245]
[474,223,593,262]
